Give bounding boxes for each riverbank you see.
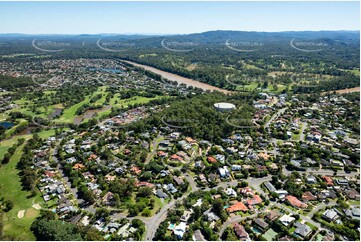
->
[122,60,231,94]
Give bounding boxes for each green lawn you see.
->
[0,112,9,122]
[346,69,360,76]
[263,228,277,241]
[150,196,164,216]
[110,95,163,109]
[0,143,42,240]
[5,119,28,139]
[0,129,55,160]
[316,234,324,241]
[0,135,31,160]
[101,95,163,118]
[37,129,57,139]
[237,82,258,91]
[54,96,91,123]
[348,200,360,205]
[305,221,318,230]
[93,87,108,106]
[35,104,64,119]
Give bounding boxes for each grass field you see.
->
[150,196,164,216]
[110,95,163,109]
[0,143,42,240]
[0,129,56,160]
[98,95,164,118]
[4,119,28,139]
[93,86,108,106]
[54,96,91,123]
[0,129,55,240]
[0,135,30,160]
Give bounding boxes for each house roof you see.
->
[226,201,248,213]
[344,188,360,199]
[258,152,271,160]
[136,181,154,187]
[73,163,85,170]
[302,191,317,202]
[130,166,142,174]
[279,214,295,226]
[322,176,334,185]
[173,176,184,185]
[88,154,98,160]
[44,171,55,178]
[207,156,217,163]
[323,209,338,220]
[266,210,279,221]
[285,195,308,208]
[170,154,183,161]
[294,222,312,237]
[155,189,168,198]
[193,230,205,241]
[247,195,263,206]
[253,218,269,229]
[233,223,249,239]
[279,236,293,241]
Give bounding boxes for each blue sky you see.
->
[0,1,359,34]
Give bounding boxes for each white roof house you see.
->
[174,222,187,239]
[279,214,295,227]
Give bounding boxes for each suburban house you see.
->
[285,195,308,208]
[226,201,248,213]
[302,191,317,202]
[253,218,269,232]
[233,223,250,241]
[322,176,334,186]
[246,195,263,206]
[279,214,295,227]
[173,222,187,239]
[322,209,339,222]
[193,230,205,241]
[344,188,360,200]
[265,210,279,222]
[294,222,312,238]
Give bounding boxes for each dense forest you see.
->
[126,92,257,142]
[0,75,33,90]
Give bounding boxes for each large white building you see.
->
[214,102,236,112]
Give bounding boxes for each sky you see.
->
[0,1,359,34]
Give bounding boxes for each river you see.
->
[122,60,230,94]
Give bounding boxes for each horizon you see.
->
[0,2,359,34]
[0,29,360,36]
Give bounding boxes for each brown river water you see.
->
[123,60,230,94]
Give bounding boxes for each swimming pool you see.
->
[251,227,262,234]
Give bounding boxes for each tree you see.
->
[1,153,11,164]
[212,199,228,222]
[239,181,248,188]
[38,209,56,221]
[3,200,14,212]
[137,186,153,198]
[222,227,238,241]
[128,206,139,217]
[31,219,82,241]
[82,227,103,241]
[118,131,126,144]
[95,208,110,220]
[141,208,151,217]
